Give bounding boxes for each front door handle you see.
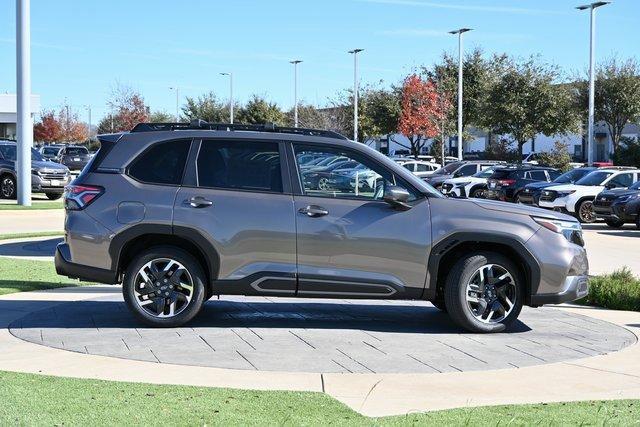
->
[299,205,328,217]
[186,196,213,208]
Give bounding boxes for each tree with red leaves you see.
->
[34,106,88,143]
[396,74,448,158]
[97,84,149,133]
[34,110,62,143]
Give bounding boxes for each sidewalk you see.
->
[0,209,64,234]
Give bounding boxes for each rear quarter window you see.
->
[128,140,191,185]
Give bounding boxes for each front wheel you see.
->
[123,246,206,327]
[45,192,62,200]
[576,200,596,223]
[0,175,16,199]
[470,187,486,198]
[444,252,523,333]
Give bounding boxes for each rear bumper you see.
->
[55,242,118,284]
[530,275,589,305]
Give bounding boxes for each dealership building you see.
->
[0,93,41,140]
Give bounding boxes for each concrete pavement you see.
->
[582,223,640,275]
[0,209,64,234]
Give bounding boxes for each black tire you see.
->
[470,187,486,198]
[0,174,16,199]
[444,251,524,333]
[123,246,206,328]
[45,192,62,200]
[605,219,625,228]
[636,212,640,230]
[431,299,447,312]
[576,199,596,224]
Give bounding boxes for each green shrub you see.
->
[538,141,573,172]
[611,136,640,168]
[579,268,640,311]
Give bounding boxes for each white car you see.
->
[539,168,640,223]
[440,166,500,198]
[400,160,441,178]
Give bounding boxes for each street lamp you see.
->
[577,1,610,166]
[290,60,302,127]
[449,28,472,161]
[16,0,32,206]
[349,49,364,142]
[220,72,234,124]
[84,105,92,142]
[169,86,180,122]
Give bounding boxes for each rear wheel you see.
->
[605,219,625,228]
[470,187,486,198]
[576,200,596,223]
[0,174,16,199]
[123,246,206,327]
[45,192,62,200]
[444,252,523,333]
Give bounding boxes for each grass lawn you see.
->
[0,257,83,295]
[0,200,63,210]
[0,371,638,426]
[0,231,63,241]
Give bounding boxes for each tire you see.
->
[0,174,16,199]
[576,199,596,224]
[636,212,640,231]
[317,177,330,191]
[444,251,524,333]
[470,187,486,199]
[431,299,447,312]
[123,246,206,328]
[45,192,62,200]
[605,219,625,228]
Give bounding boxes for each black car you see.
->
[518,167,597,206]
[423,160,505,189]
[56,145,92,171]
[485,166,560,202]
[301,160,357,190]
[593,180,640,229]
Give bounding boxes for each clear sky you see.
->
[1,0,639,122]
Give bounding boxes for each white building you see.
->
[0,93,41,140]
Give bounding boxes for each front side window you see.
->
[197,140,282,193]
[456,164,477,177]
[528,171,547,181]
[294,145,414,201]
[607,173,633,188]
[128,140,190,185]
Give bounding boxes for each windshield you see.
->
[435,161,463,175]
[554,168,593,184]
[630,181,640,191]
[473,167,496,178]
[0,145,44,162]
[575,171,613,186]
[66,146,89,155]
[42,147,60,155]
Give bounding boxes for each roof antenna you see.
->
[190,119,209,128]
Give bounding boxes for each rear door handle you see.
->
[298,205,328,217]
[186,196,213,208]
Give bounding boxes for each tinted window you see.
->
[456,164,477,176]
[576,171,613,186]
[402,163,415,172]
[129,140,190,185]
[555,168,593,183]
[416,163,431,172]
[630,181,640,190]
[0,145,43,161]
[42,147,60,155]
[197,140,282,192]
[528,171,547,180]
[608,173,633,188]
[66,146,89,155]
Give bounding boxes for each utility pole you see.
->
[220,72,234,123]
[169,86,180,122]
[577,2,610,165]
[290,60,302,127]
[16,0,32,206]
[449,28,472,161]
[349,49,364,141]
[84,105,92,142]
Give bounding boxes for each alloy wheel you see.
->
[579,201,596,223]
[1,177,15,198]
[318,177,330,191]
[465,264,516,324]
[133,258,194,318]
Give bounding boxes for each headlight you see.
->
[556,190,576,198]
[616,194,639,203]
[532,216,583,246]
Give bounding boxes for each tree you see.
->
[285,103,331,129]
[576,57,640,152]
[97,85,149,133]
[237,95,284,125]
[396,74,446,158]
[611,136,640,168]
[538,141,573,171]
[34,110,62,143]
[482,57,579,162]
[148,111,175,123]
[181,92,231,123]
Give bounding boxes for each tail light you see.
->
[498,179,516,186]
[64,184,103,210]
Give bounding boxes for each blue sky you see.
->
[1,0,638,122]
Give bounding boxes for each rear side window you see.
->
[128,140,190,185]
[197,140,282,193]
[527,171,547,180]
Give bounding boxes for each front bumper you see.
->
[517,192,539,205]
[539,196,571,212]
[31,173,71,193]
[55,242,117,284]
[530,275,589,305]
[594,203,638,223]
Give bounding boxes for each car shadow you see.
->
[4,297,532,335]
[596,231,640,238]
[0,237,62,258]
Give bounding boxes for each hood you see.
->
[598,188,640,199]
[445,176,484,185]
[523,181,555,191]
[32,160,69,171]
[471,198,576,221]
[544,184,579,192]
[425,174,451,185]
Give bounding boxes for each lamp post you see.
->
[577,1,610,165]
[84,105,92,142]
[349,49,364,142]
[220,72,234,124]
[448,28,472,161]
[290,60,302,127]
[16,0,32,206]
[169,86,180,122]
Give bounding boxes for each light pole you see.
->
[449,28,472,161]
[84,105,92,142]
[16,0,32,206]
[290,60,302,127]
[220,72,234,124]
[577,1,610,165]
[169,86,180,122]
[349,49,364,142]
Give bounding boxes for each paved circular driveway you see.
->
[9,294,635,374]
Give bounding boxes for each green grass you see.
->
[0,371,638,426]
[0,231,63,241]
[0,200,62,210]
[579,268,640,312]
[0,257,83,295]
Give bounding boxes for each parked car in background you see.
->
[517,167,597,206]
[301,160,357,190]
[0,141,71,200]
[522,152,540,165]
[400,160,441,178]
[423,160,505,189]
[440,166,502,198]
[539,167,640,223]
[39,144,64,160]
[485,166,560,203]
[593,180,640,229]
[56,145,92,171]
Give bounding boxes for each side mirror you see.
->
[453,171,463,178]
[604,183,616,189]
[383,185,411,210]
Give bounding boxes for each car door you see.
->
[173,138,297,295]
[290,143,431,299]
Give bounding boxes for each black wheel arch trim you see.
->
[426,231,541,304]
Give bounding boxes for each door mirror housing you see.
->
[383,185,411,210]
[604,182,616,189]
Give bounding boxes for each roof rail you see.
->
[130,120,349,140]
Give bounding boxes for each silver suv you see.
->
[55,121,589,333]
